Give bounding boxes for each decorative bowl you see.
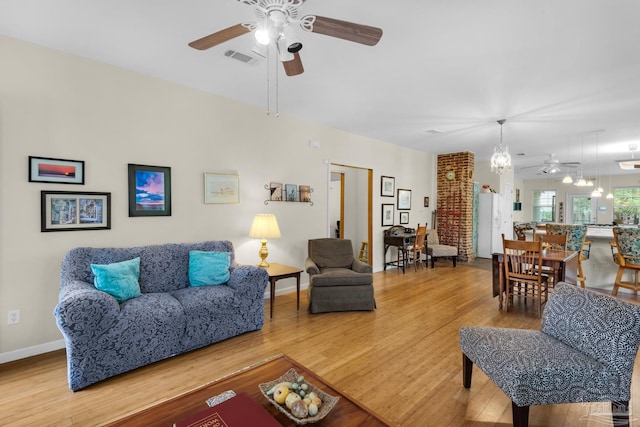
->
[259,368,339,425]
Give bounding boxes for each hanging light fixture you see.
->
[491,119,511,175]
[562,137,573,183]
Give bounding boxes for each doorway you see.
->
[568,194,597,224]
[328,164,373,264]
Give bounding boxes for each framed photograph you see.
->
[381,176,395,197]
[41,191,110,232]
[424,197,429,208]
[382,204,394,226]
[285,184,298,202]
[128,164,171,217]
[299,185,312,202]
[29,156,85,185]
[270,182,283,201]
[204,173,240,204]
[399,211,409,225]
[397,189,412,210]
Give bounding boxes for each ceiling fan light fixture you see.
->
[282,27,303,53]
[276,37,294,61]
[491,119,512,175]
[255,27,271,45]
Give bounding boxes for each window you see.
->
[613,187,640,225]
[532,190,556,222]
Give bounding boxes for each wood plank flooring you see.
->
[1,260,640,426]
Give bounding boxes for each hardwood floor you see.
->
[2,261,640,426]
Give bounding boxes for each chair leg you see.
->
[453,256,457,267]
[462,353,473,388]
[431,256,435,268]
[511,401,530,427]
[613,267,625,296]
[611,401,630,427]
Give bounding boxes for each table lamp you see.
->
[248,214,281,267]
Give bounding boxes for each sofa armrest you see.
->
[305,257,320,276]
[226,265,268,295]
[351,259,372,273]
[54,280,120,339]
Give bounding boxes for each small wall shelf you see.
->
[263,184,313,206]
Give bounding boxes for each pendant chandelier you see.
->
[491,119,512,175]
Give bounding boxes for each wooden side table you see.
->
[262,263,303,319]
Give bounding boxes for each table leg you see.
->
[296,273,300,312]
[270,278,275,319]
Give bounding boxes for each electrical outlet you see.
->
[8,310,20,325]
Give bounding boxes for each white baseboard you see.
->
[0,339,65,364]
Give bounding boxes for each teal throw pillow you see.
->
[189,251,231,286]
[91,257,142,302]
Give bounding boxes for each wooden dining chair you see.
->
[502,234,549,316]
[534,233,567,289]
[611,227,640,296]
[406,224,427,271]
[545,224,589,288]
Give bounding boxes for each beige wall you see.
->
[0,36,436,360]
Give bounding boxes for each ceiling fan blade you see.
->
[189,24,251,50]
[306,15,383,46]
[283,52,304,76]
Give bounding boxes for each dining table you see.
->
[491,248,579,310]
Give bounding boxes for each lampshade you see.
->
[562,174,573,184]
[249,214,281,239]
[249,214,281,267]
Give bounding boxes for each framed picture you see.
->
[204,173,240,204]
[399,211,409,225]
[29,156,85,185]
[382,204,394,226]
[424,197,429,208]
[381,176,395,197]
[397,189,412,210]
[270,182,283,201]
[299,185,312,202]
[128,164,171,217]
[285,184,298,202]
[41,191,110,232]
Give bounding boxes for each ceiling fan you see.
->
[520,153,581,174]
[188,0,383,76]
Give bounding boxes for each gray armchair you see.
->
[305,238,375,313]
[460,283,640,427]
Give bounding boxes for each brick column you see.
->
[436,152,475,262]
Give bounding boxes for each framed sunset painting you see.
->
[29,156,85,184]
[128,164,171,217]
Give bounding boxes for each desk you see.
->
[262,263,302,319]
[383,233,415,273]
[492,249,579,310]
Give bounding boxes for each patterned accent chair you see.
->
[545,223,590,288]
[425,229,458,268]
[460,283,640,427]
[611,227,640,296]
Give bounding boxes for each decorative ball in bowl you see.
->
[259,368,339,425]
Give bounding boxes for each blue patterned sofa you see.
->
[54,241,268,391]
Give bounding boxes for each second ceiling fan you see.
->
[189,0,383,76]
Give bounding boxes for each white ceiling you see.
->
[2,0,640,181]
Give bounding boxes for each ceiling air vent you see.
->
[224,49,261,65]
